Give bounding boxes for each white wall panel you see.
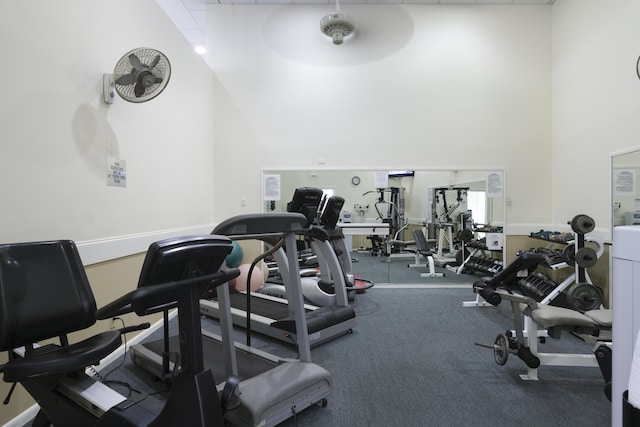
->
[207,4,552,227]
[0,0,216,244]
[551,0,640,236]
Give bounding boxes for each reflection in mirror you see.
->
[612,149,640,228]
[262,169,505,284]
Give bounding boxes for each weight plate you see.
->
[562,244,575,266]
[570,214,595,234]
[566,282,602,312]
[575,247,598,268]
[494,334,509,366]
[459,229,474,243]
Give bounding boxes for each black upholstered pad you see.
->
[3,330,121,382]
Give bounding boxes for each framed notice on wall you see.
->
[486,171,503,198]
[263,174,281,201]
[374,171,389,189]
[614,168,636,195]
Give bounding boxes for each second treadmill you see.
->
[200,207,357,352]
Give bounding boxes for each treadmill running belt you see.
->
[143,335,275,383]
[227,292,356,335]
[228,292,310,319]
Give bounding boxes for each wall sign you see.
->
[107,156,127,188]
[614,168,636,195]
[263,174,281,201]
[486,171,503,198]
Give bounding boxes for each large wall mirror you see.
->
[612,148,640,229]
[262,169,506,284]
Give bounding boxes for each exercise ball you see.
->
[225,241,243,268]
[261,261,270,282]
[233,263,264,292]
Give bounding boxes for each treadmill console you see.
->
[287,187,324,227]
[319,196,345,230]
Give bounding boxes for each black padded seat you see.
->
[412,229,433,256]
[0,240,119,384]
[2,331,122,383]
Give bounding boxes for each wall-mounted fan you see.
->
[103,48,171,104]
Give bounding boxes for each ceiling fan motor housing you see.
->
[320,12,355,45]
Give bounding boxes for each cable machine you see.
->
[427,187,469,266]
[363,187,407,256]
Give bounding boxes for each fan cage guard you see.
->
[322,22,355,36]
[113,48,171,103]
[321,15,355,37]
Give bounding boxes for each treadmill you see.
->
[199,206,357,352]
[312,194,374,300]
[129,222,332,427]
[261,193,367,306]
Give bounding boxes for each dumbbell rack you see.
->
[463,215,603,311]
[460,226,504,308]
[455,225,504,274]
[526,229,604,309]
[455,238,504,275]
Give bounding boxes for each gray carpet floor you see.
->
[105,289,609,426]
[22,252,610,426]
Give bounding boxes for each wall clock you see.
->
[351,176,361,186]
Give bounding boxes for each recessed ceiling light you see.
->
[194,46,207,55]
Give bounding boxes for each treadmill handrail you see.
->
[96,269,240,319]
[213,213,307,238]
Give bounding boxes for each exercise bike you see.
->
[0,236,240,427]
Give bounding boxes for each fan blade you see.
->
[149,55,160,69]
[134,83,145,98]
[129,53,143,70]
[115,73,136,86]
[154,77,163,84]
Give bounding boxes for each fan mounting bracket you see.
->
[103,73,115,105]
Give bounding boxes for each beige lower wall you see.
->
[0,252,158,426]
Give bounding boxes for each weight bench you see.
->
[409,230,443,278]
[474,285,612,395]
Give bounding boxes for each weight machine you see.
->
[472,214,611,385]
[427,187,469,266]
[363,187,410,257]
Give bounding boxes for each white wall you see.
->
[207,4,552,233]
[551,0,640,237]
[0,0,216,255]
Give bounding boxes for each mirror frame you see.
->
[611,146,640,239]
[261,167,507,284]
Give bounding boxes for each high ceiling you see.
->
[155,0,555,52]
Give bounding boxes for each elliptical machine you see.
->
[0,236,240,427]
